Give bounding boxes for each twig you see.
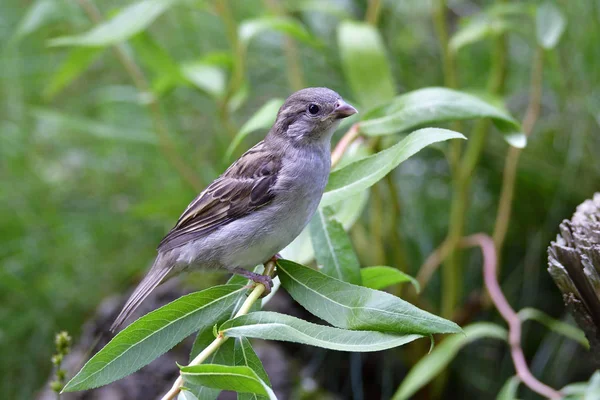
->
[161,260,277,400]
[461,234,562,399]
[76,0,202,191]
[331,124,360,168]
[415,238,452,290]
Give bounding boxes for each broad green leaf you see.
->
[285,0,351,18]
[536,2,566,49]
[277,260,461,335]
[392,323,507,400]
[225,98,284,161]
[361,266,419,293]
[337,21,395,107]
[562,371,600,400]
[181,364,276,400]
[43,47,104,100]
[359,88,525,147]
[181,63,226,100]
[220,311,422,352]
[309,206,361,285]
[234,338,271,400]
[321,128,466,207]
[179,389,200,400]
[131,33,185,94]
[239,16,320,48]
[49,0,179,47]
[586,372,600,400]
[62,285,246,392]
[518,308,588,348]
[496,376,520,400]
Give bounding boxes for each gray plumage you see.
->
[111,87,357,331]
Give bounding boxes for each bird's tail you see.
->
[110,254,173,332]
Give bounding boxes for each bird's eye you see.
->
[308,104,320,115]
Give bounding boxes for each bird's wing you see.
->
[157,141,282,252]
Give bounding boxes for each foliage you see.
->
[1,0,599,399]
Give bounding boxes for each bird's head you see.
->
[269,87,357,145]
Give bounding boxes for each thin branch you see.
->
[161,260,277,400]
[493,47,544,255]
[77,0,202,191]
[461,234,562,400]
[331,124,360,168]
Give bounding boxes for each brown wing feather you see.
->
[157,141,281,252]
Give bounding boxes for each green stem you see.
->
[365,0,382,25]
[161,261,277,400]
[441,23,508,319]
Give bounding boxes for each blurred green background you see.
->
[1,0,599,398]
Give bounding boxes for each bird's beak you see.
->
[333,100,358,119]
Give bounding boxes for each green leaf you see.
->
[220,311,422,352]
[43,47,104,100]
[321,128,466,207]
[309,206,361,285]
[518,308,588,348]
[239,16,321,48]
[536,2,566,49]
[49,0,179,47]
[359,87,525,147]
[225,98,284,161]
[337,20,395,107]
[12,0,58,40]
[234,338,271,400]
[496,376,520,400]
[62,285,246,392]
[360,266,419,292]
[562,371,600,400]
[277,260,461,335]
[449,16,513,52]
[31,108,157,144]
[181,62,226,99]
[181,364,276,400]
[392,323,507,400]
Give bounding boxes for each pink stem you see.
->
[461,234,562,399]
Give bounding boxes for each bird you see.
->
[110,87,357,331]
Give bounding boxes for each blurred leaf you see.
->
[12,0,58,40]
[220,311,423,351]
[496,376,520,400]
[43,48,103,100]
[586,372,600,400]
[359,88,525,147]
[181,62,226,99]
[536,2,566,49]
[277,260,461,335]
[518,308,588,348]
[234,338,271,400]
[49,0,179,47]
[131,33,185,94]
[360,266,419,292]
[337,20,395,107]
[450,16,514,52]
[562,371,600,400]
[180,364,276,399]
[280,228,314,266]
[321,128,466,207]
[31,108,157,143]
[309,206,362,285]
[239,16,321,47]
[62,285,246,392]
[225,98,284,161]
[392,323,507,400]
[178,389,200,400]
[285,0,351,18]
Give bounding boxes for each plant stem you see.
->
[331,124,360,167]
[365,0,382,25]
[441,25,508,319]
[76,0,202,191]
[493,47,544,258]
[161,260,277,400]
[264,0,305,90]
[461,234,562,399]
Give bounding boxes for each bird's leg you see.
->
[231,267,274,296]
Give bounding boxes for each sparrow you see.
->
[110,87,357,331]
